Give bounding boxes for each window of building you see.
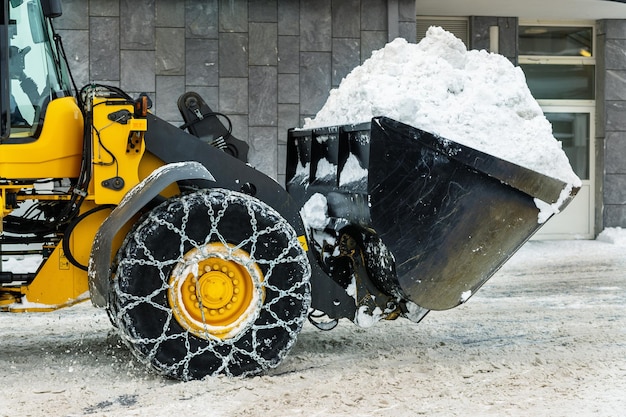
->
[519,24,595,101]
[519,26,593,56]
[521,64,594,100]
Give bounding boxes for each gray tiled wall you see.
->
[598,20,626,229]
[469,16,518,64]
[55,0,416,184]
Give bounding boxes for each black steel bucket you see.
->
[287,117,579,311]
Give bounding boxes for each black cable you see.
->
[47,22,99,227]
[59,83,132,225]
[3,215,54,235]
[179,111,233,138]
[89,83,134,101]
[51,26,80,104]
[21,201,42,219]
[57,109,92,225]
[93,125,119,171]
[62,204,115,271]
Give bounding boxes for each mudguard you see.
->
[88,161,215,308]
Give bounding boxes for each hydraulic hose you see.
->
[62,204,114,271]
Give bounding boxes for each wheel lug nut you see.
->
[231,296,238,303]
[233,288,240,294]
[228,272,234,278]
[218,308,225,314]
[226,304,232,310]
[213,264,220,270]
[221,267,227,273]
[232,279,239,285]
[189,285,195,292]
[204,265,211,273]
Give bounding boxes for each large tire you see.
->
[108,189,311,380]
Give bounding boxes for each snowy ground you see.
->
[1,229,625,417]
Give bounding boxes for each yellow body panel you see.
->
[12,245,91,312]
[91,97,147,205]
[1,95,179,312]
[8,202,108,311]
[7,201,135,312]
[0,97,84,179]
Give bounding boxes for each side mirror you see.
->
[41,0,61,18]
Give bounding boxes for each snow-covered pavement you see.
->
[1,229,625,417]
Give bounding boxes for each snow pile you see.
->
[340,154,368,186]
[597,227,626,245]
[304,27,581,188]
[300,193,330,230]
[1,255,42,273]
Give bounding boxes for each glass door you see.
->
[519,22,596,239]
[536,107,595,239]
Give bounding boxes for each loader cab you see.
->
[1,0,70,142]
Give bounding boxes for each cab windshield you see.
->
[8,0,72,137]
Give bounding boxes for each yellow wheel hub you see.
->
[168,243,264,339]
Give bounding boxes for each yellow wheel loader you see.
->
[0,0,578,380]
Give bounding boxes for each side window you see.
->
[6,0,71,139]
[9,5,38,130]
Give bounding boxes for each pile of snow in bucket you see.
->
[304,26,581,190]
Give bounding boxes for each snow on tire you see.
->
[108,188,311,380]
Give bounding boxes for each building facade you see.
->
[55,0,416,180]
[56,0,626,239]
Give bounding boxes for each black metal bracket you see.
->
[101,176,125,190]
[108,109,132,124]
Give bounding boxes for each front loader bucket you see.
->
[287,117,579,312]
